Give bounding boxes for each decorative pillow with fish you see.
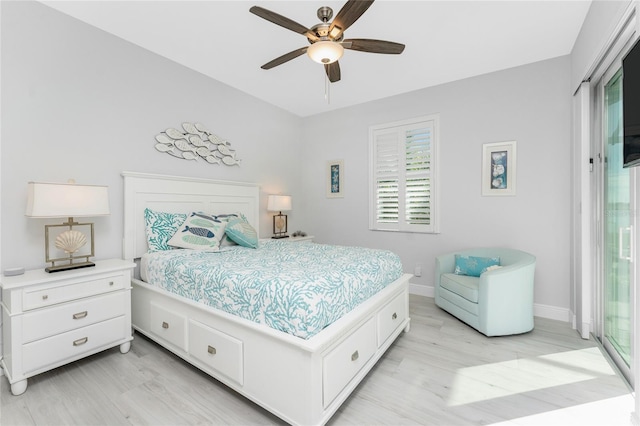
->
[144,209,188,251]
[209,212,252,248]
[167,212,227,252]
[210,213,242,248]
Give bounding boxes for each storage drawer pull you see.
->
[351,350,359,362]
[73,337,88,346]
[73,311,88,320]
[109,281,114,286]
[42,294,48,301]
[392,312,398,320]
[208,345,217,355]
[162,321,169,329]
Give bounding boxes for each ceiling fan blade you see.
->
[325,62,341,83]
[329,0,374,38]
[250,6,318,41]
[343,38,405,54]
[261,47,308,70]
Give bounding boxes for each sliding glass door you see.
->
[600,65,635,384]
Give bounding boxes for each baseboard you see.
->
[533,303,572,322]
[409,284,572,323]
[409,282,433,297]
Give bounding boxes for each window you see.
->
[369,115,439,233]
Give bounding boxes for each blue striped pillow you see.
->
[225,217,258,248]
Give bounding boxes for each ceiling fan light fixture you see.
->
[329,26,342,39]
[307,41,344,64]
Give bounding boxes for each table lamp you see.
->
[267,195,292,239]
[25,180,110,272]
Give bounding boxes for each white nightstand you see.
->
[287,235,315,243]
[0,258,135,396]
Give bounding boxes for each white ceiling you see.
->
[40,0,592,117]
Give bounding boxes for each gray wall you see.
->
[1,1,303,272]
[2,1,577,337]
[300,56,573,316]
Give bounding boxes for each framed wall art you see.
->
[326,160,344,198]
[482,141,517,196]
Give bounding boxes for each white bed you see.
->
[122,171,412,425]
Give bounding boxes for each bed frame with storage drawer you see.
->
[122,172,411,426]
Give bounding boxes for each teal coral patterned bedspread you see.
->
[141,240,403,339]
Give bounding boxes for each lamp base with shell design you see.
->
[44,217,96,273]
[45,261,95,273]
[271,212,289,239]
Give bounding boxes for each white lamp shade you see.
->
[307,41,344,64]
[26,182,110,218]
[267,195,292,212]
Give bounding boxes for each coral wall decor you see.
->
[155,122,241,166]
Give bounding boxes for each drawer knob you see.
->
[73,311,88,320]
[109,281,114,286]
[73,337,88,346]
[162,321,169,329]
[42,295,48,301]
[351,350,359,362]
[392,312,398,320]
[208,345,217,355]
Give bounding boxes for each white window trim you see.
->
[368,114,440,234]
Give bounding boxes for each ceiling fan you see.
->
[249,0,405,83]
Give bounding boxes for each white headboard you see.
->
[122,171,260,260]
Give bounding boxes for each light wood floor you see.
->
[1,295,634,425]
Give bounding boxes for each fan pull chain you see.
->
[324,74,331,104]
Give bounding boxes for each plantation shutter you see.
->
[369,115,439,233]
[405,126,432,226]
[374,131,399,227]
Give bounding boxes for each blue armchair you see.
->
[434,248,536,336]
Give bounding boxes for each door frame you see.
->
[593,44,638,388]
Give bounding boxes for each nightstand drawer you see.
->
[23,275,125,311]
[22,291,128,343]
[22,316,126,374]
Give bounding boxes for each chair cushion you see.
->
[440,273,479,303]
